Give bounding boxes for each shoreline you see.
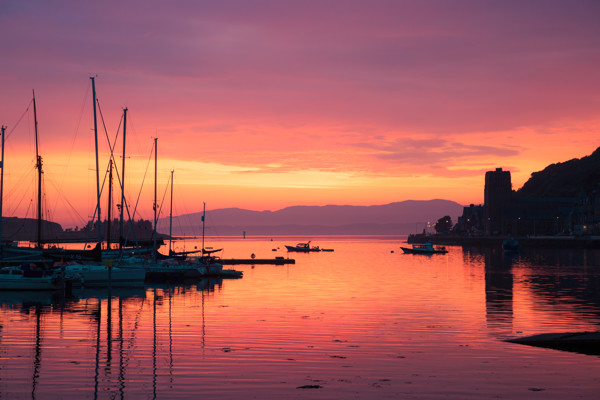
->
[410,234,600,249]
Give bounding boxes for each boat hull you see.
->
[62,265,146,287]
[0,267,64,290]
[143,264,205,281]
[400,247,448,255]
[285,246,320,252]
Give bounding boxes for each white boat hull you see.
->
[62,264,146,287]
[0,267,64,291]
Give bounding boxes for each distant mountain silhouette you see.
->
[516,147,600,198]
[158,199,464,236]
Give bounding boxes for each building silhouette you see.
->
[454,167,600,237]
[484,168,512,235]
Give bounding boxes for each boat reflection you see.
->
[0,289,64,307]
[0,277,224,399]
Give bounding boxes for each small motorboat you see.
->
[400,242,448,255]
[285,241,321,252]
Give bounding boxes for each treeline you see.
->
[516,147,600,198]
[1,217,158,242]
[77,218,154,237]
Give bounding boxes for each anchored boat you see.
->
[0,265,64,290]
[400,242,448,254]
[60,263,146,287]
[285,241,321,252]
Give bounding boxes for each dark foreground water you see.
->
[1,237,600,399]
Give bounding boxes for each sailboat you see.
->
[178,203,242,278]
[127,159,241,279]
[168,202,222,258]
[17,89,102,263]
[59,77,145,287]
[1,95,46,264]
[117,139,207,281]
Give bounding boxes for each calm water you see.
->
[1,237,600,399]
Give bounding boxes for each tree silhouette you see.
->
[434,216,453,233]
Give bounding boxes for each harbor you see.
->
[1,237,600,399]
[1,1,599,398]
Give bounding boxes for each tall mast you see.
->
[0,126,5,257]
[91,77,102,245]
[169,170,173,255]
[202,202,206,253]
[107,159,113,250]
[119,108,127,251]
[152,137,157,262]
[32,90,43,248]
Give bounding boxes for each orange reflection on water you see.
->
[1,238,600,399]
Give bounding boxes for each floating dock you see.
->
[220,258,295,265]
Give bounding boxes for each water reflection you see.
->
[2,239,600,399]
[485,248,514,335]
[517,248,600,317]
[462,245,600,341]
[0,278,223,400]
[32,304,42,399]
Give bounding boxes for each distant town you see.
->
[418,147,600,248]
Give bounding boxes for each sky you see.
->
[1,0,599,229]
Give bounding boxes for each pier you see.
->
[220,257,295,265]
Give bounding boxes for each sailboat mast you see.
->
[0,126,5,257]
[119,108,127,251]
[169,170,173,255]
[107,159,113,250]
[91,77,102,245]
[202,202,205,252]
[152,137,157,262]
[32,90,43,248]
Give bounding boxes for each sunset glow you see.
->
[1,0,599,228]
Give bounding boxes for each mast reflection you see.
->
[0,277,224,399]
[32,304,42,400]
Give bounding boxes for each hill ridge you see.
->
[157,199,464,236]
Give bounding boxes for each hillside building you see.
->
[480,168,599,236]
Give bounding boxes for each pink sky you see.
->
[1,0,599,228]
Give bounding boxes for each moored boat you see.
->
[188,255,243,278]
[400,242,448,254]
[285,241,321,252]
[60,263,146,287]
[43,242,102,262]
[0,265,64,290]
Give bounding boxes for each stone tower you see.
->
[484,168,512,235]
